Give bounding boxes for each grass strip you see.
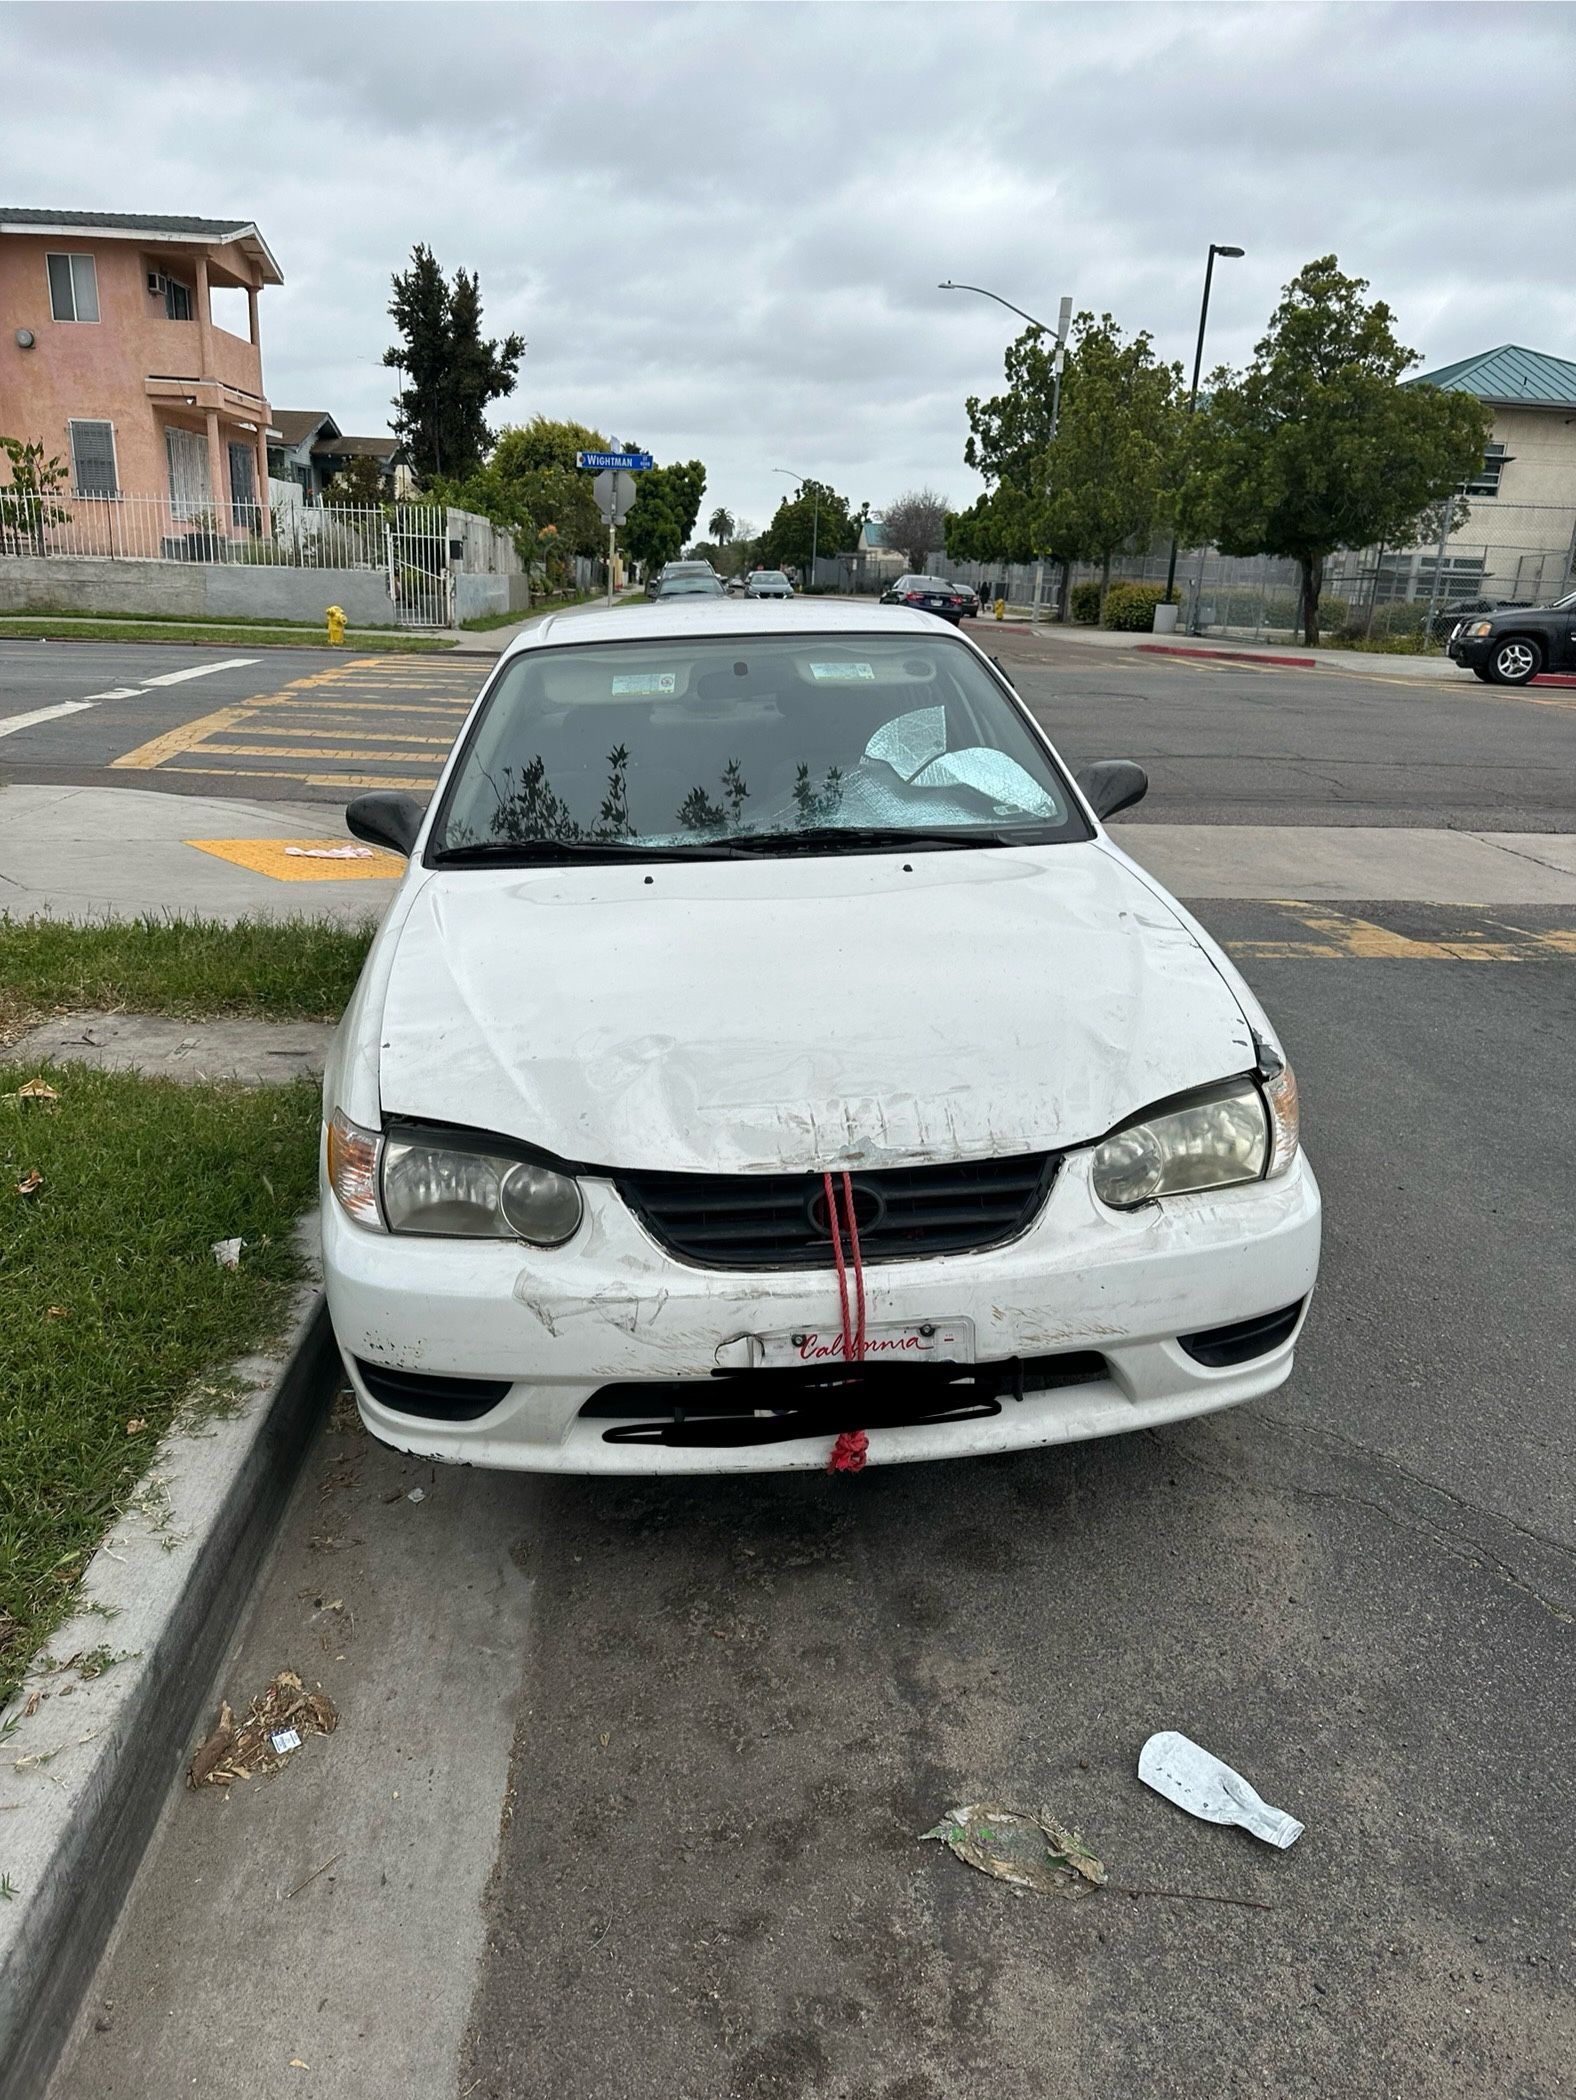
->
[0,617,455,652]
[0,1068,322,1703]
[0,914,374,1041]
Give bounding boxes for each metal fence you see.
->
[832,500,1576,644]
[0,493,523,628]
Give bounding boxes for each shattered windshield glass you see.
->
[430,634,1087,857]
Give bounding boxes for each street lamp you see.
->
[774,467,820,590]
[939,281,1073,618]
[1163,243,1244,615]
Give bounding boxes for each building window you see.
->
[47,252,100,323]
[164,276,193,321]
[68,419,118,497]
[1463,443,1508,498]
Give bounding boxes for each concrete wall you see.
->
[453,569,530,621]
[0,555,394,626]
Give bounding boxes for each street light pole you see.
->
[774,467,819,590]
[940,281,1072,623]
[1163,243,1243,618]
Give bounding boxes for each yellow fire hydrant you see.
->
[993,597,1006,620]
[325,604,347,647]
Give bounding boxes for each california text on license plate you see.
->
[755,1320,974,1369]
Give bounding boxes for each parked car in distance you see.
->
[881,574,970,624]
[745,570,794,599]
[647,559,718,600]
[325,600,1320,1479]
[652,573,728,602]
[1446,590,1576,683]
[725,574,747,595]
[952,582,981,619]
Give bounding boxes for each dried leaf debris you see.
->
[921,1803,1107,1898]
[188,1669,337,1789]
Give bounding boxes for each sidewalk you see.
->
[0,785,402,922]
[1013,619,1467,682]
[443,587,645,655]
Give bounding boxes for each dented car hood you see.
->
[375,841,1256,1174]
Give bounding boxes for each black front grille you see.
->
[581,1350,1108,1447]
[615,1153,1058,1270]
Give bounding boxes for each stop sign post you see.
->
[578,451,654,604]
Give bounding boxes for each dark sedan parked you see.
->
[1448,589,1576,684]
[880,574,970,624]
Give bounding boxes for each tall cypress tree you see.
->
[385,245,526,483]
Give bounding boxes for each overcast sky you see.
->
[4,0,1574,531]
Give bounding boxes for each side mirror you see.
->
[346,790,425,857]
[1075,759,1148,821]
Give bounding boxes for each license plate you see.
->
[754,1319,974,1369]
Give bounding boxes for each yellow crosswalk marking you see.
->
[186,838,407,881]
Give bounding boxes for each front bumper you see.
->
[1449,634,1493,668]
[323,1144,1322,1476]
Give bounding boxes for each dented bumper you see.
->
[323,1147,1322,1476]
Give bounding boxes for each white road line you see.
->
[136,657,260,687]
[0,700,97,738]
[83,686,145,700]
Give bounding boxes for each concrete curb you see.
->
[0,1257,338,2100]
[1139,641,1317,670]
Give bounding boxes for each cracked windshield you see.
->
[432,634,1079,854]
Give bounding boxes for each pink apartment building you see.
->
[0,207,282,536]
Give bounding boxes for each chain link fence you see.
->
[825,499,1576,645]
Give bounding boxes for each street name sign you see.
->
[577,450,655,472]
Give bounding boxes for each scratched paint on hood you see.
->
[374,839,1255,1174]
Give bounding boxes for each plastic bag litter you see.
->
[1138,1731,1303,1849]
[921,1803,1106,1898]
[211,1237,244,1269]
[283,845,374,861]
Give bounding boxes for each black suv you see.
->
[1447,590,1576,684]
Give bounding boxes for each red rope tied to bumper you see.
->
[823,1170,869,1475]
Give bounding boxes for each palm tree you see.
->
[708,507,735,545]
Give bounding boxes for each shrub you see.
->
[1070,579,1102,624]
[1103,582,1174,631]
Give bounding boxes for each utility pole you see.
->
[1163,243,1243,633]
[939,281,1070,625]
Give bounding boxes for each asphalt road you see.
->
[32,625,1576,2100]
[3,629,1574,827]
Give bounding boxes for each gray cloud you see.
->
[4,0,1573,528]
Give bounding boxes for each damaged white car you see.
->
[323,601,1320,1475]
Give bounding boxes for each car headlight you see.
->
[1090,1070,1298,1210]
[326,1112,583,1244]
[1468,620,1493,637]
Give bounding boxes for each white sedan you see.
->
[323,601,1320,1475]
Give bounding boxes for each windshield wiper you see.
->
[429,837,741,866]
[718,825,1031,855]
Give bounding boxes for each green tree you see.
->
[1040,314,1183,615]
[958,326,1078,586]
[622,457,708,572]
[0,438,69,555]
[759,480,859,575]
[385,244,525,482]
[1178,255,1494,645]
[707,506,735,546]
[442,416,613,577]
[323,455,387,507]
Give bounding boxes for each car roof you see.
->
[500,598,958,656]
